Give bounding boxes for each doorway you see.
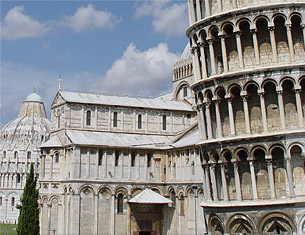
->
[139,232,151,235]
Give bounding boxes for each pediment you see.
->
[51,92,66,108]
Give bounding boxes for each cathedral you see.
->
[1,0,305,234]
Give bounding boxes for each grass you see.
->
[0,224,17,235]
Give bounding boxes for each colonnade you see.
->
[200,144,305,202]
[190,12,305,80]
[196,77,305,141]
[173,59,193,81]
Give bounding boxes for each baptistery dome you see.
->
[0,91,51,224]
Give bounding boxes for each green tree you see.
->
[17,163,40,235]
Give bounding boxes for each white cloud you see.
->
[63,4,121,33]
[1,6,49,40]
[95,43,180,97]
[135,0,188,36]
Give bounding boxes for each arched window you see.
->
[55,153,59,163]
[11,197,15,207]
[86,110,91,126]
[57,116,60,128]
[113,112,118,127]
[183,86,188,97]
[27,151,31,159]
[162,115,167,130]
[17,174,20,183]
[117,194,124,213]
[0,196,2,206]
[14,151,18,158]
[3,151,6,158]
[138,114,142,129]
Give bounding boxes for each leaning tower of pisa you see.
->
[186,0,305,234]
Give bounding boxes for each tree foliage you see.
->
[17,163,40,235]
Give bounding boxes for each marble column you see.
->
[196,0,202,20]
[251,28,260,65]
[208,39,217,75]
[249,160,258,199]
[227,98,236,136]
[214,100,223,138]
[232,160,242,201]
[235,31,244,69]
[192,45,202,81]
[198,105,207,140]
[259,92,268,132]
[111,194,115,235]
[209,163,218,201]
[198,40,208,78]
[94,194,98,235]
[204,165,212,200]
[286,24,295,62]
[277,89,286,130]
[266,158,276,198]
[285,157,295,197]
[269,26,278,63]
[204,0,210,16]
[127,195,131,235]
[294,88,304,127]
[187,0,195,24]
[205,102,213,139]
[50,155,54,179]
[219,161,229,201]
[220,35,228,72]
[242,95,251,134]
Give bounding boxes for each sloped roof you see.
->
[129,189,172,204]
[42,130,174,149]
[58,91,193,111]
[171,129,199,148]
[40,134,63,148]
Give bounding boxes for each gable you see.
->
[51,92,66,108]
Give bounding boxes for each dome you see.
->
[18,92,47,118]
[181,43,191,60]
[24,92,43,103]
[0,91,51,148]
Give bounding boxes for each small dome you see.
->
[181,43,191,60]
[24,92,43,103]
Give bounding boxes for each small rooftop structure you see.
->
[129,189,172,204]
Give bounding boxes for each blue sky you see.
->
[1,0,189,127]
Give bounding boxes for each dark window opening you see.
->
[27,151,31,159]
[138,114,142,129]
[183,86,188,97]
[117,194,124,213]
[162,115,167,130]
[11,197,15,207]
[55,153,59,163]
[98,150,103,166]
[131,152,136,167]
[113,112,118,127]
[187,114,191,119]
[147,153,152,167]
[86,110,91,126]
[115,151,120,166]
[17,174,20,183]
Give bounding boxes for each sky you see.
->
[1,0,189,128]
